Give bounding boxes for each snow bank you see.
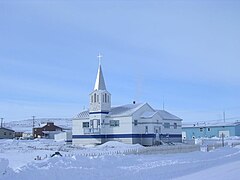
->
[0,158,13,177]
[97,141,143,149]
[175,160,240,180]
[2,146,240,180]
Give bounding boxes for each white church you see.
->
[72,58,182,146]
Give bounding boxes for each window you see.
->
[208,128,211,131]
[4,132,6,135]
[97,95,99,102]
[134,120,138,126]
[83,122,90,128]
[145,126,148,134]
[164,123,170,129]
[101,119,105,126]
[174,123,177,129]
[105,93,107,103]
[200,128,203,132]
[90,120,93,127]
[94,93,96,103]
[91,95,93,103]
[110,120,119,127]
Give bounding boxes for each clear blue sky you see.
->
[1,0,240,122]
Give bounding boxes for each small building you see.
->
[22,131,32,139]
[72,61,182,146]
[54,130,72,144]
[0,127,15,139]
[182,122,240,141]
[33,122,63,139]
[14,131,23,138]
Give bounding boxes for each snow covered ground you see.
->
[0,139,240,180]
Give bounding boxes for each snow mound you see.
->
[0,158,13,177]
[97,141,143,149]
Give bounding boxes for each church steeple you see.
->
[94,65,106,91]
[89,54,111,113]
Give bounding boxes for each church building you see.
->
[72,58,182,146]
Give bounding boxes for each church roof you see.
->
[75,104,182,120]
[76,110,89,119]
[109,103,145,117]
[157,110,182,120]
[141,111,158,118]
[75,103,145,119]
[94,65,106,90]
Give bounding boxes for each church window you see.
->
[102,94,105,102]
[134,120,138,126]
[105,93,107,103]
[101,119,105,126]
[164,123,170,129]
[145,126,148,134]
[90,120,93,127]
[94,93,96,102]
[97,95,99,102]
[108,95,110,102]
[91,95,93,103]
[110,120,119,127]
[82,122,89,128]
[174,123,177,129]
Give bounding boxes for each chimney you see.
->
[133,101,136,104]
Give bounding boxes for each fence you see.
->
[63,144,201,157]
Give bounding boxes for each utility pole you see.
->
[221,133,225,147]
[32,116,35,138]
[0,118,3,128]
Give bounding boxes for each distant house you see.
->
[33,122,63,139]
[14,131,23,138]
[0,127,15,139]
[182,122,240,141]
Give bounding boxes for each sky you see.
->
[0,0,240,122]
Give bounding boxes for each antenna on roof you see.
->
[32,116,35,138]
[1,118,3,128]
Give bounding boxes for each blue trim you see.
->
[65,140,72,143]
[89,111,109,114]
[72,134,181,139]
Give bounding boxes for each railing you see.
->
[67,144,200,157]
[83,128,101,134]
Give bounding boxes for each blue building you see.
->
[182,122,240,140]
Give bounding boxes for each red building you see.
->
[33,122,63,139]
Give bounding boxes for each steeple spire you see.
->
[94,54,106,90]
[90,54,111,113]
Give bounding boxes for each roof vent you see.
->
[133,101,136,104]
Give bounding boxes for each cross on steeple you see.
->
[97,53,103,65]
